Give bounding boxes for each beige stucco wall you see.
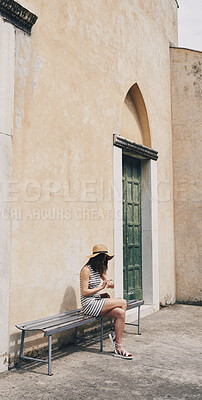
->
[122,95,144,145]
[8,0,178,359]
[171,47,202,303]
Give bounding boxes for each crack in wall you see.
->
[0,131,12,137]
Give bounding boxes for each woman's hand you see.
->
[106,279,114,288]
[81,266,109,297]
[100,280,107,290]
[101,273,114,289]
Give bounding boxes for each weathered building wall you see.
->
[8,0,178,360]
[171,47,202,303]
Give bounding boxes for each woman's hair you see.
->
[86,253,108,276]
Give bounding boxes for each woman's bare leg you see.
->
[99,298,127,315]
[101,307,126,345]
[99,299,132,356]
[99,299,127,349]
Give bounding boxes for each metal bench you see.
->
[16,299,144,375]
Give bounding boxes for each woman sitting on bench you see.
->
[80,244,133,359]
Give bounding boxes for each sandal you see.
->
[114,343,133,360]
[109,331,116,350]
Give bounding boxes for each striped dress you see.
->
[80,265,106,317]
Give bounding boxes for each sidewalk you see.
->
[0,304,201,400]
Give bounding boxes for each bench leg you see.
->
[138,305,141,335]
[125,305,142,334]
[48,336,53,376]
[18,330,25,368]
[100,317,103,352]
[74,327,78,346]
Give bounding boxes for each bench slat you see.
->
[16,312,95,333]
[16,300,144,332]
[44,316,97,336]
[28,313,91,332]
[43,314,97,332]
[16,310,82,331]
[127,300,144,310]
[16,309,82,330]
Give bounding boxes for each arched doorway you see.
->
[121,83,151,147]
[113,83,159,312]
[122,84,151,300]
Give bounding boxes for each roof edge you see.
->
[170,46,202,54]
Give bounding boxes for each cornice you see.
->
[0,0,37,34]
[113,134,158,161]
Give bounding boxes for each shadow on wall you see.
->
[60,286,78,313]
[58,286,78,348]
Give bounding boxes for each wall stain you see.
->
[187,61,202,98]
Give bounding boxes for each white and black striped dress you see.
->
[80,265,106,317]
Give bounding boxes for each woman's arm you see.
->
[101,272,114,289]
[80,266,107,297]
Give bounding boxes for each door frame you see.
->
[0,20,15,373]
[113,137,159,307]
[122,154,142,300]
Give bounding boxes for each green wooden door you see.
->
[122,154,142,300]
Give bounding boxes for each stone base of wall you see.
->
[176,300,202,306]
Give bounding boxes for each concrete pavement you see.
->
[0,304,201,400]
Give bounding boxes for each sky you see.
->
[178,0,202,51]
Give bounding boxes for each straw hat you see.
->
[87,244,114,260]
